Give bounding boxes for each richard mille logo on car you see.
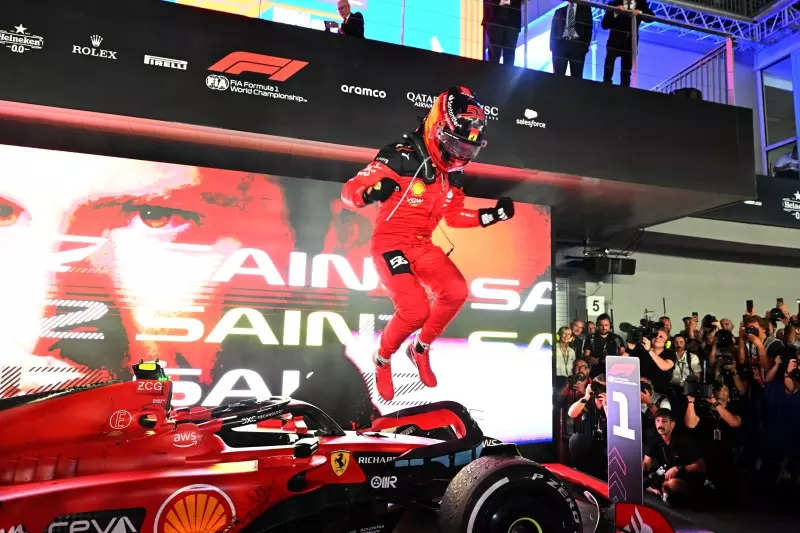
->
[1,24,44,53]
[781,190,800,220]
[370,475,397,489]
[405,91,498,120]
[357,455,397,464]
[144,54,188,70]
[340,84,387,99]
[515,108,547,129]
[72,34,118,60]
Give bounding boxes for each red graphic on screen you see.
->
[208,52,309,81]
[0,144,551,437]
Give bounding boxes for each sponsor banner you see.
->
[606,356,643,504]
[0,0,752,195]
[0,143,552,443]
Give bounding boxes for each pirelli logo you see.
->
[144,54,188,70]
[208,51,308,81]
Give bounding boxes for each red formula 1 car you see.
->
[0,362,583,533]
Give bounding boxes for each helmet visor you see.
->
[437,129,487,161]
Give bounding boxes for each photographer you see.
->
[738,315,783,386]
[584,313,624,377]
[713,351,748,398]
[685,382,742,499]
[628,328,676,394]
[670,334,701,388]
[557,359,591,443]
[641,377,670,448]
[568,376,608,478]
[761,353,800,487]
[643,409,706,505]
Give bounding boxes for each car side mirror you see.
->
[293,437,319,458]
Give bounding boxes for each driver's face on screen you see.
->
[0,145,294,373]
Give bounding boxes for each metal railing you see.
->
[650,38,736,104]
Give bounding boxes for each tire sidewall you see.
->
[438,456,581,533]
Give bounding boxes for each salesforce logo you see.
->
[515,108,547,129]
[341,84,387,99]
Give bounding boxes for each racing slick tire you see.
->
[438,456,582,533]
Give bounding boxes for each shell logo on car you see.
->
[155,484,235,533]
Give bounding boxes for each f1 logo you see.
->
[208,52,308,81]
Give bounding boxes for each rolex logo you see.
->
[72,33,117,60]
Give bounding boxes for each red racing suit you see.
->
[341,137,482,358]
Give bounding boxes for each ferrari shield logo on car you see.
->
[330,450,351,476]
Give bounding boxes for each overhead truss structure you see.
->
[589,0,800,45]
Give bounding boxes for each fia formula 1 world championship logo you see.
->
[206,52,309,102]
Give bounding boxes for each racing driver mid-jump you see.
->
[341,86,515,401]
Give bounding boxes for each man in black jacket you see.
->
[601,0,653,87]
[483,0,522,65]
[550,1,593,78]
[337,0,364,38]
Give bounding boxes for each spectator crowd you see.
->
[555,301,800,506]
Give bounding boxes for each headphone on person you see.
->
[402,132,436,184]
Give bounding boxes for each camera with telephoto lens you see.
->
[620,319,662,345]
[568,372,588,387]
[744,326,759,337]
[702,314,717,330]
[645,464,670,488]
[683,375,714,398]
[768,307,785,324]
[719,354,736,377]
[715,329,734,349]
[589,380,606,397]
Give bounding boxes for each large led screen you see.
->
[0,143,552,443]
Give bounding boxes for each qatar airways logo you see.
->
[405,91,499,120]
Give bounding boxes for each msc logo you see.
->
[208,52,308,81]
[1,525,26,533]
[330,450,351,476]
[206,74,229,91]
